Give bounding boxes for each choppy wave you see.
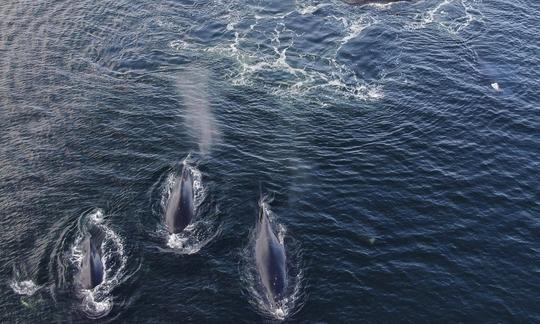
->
[241,198,305,320]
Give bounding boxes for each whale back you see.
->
[80,227,105,289]
[255,203,287,302]
[166,165,195,233]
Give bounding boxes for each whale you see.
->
[79,227,105,290]
[254,199,287,303]
[478,59,507,94]
[342,0,412,5]
[165,165,195,234]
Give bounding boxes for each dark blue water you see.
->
[1,0,539,322]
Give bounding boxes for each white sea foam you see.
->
[169,39,192,51]
[169,2,387,102]
[406,0,452,30]
[10,279,40,296]
[406,0,483,34]
[165,220,220,254]
[80,289,112,318]
[338,16,376,50]
[296,3,329,15]
[10,263,41,296]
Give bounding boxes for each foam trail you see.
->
[175,66,219,156]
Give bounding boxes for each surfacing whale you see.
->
[255,199,287,303]
[165,164,195,234]
[342,0,412,5]
[80,227,105,290]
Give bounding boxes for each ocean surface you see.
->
[1,0,539,322]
